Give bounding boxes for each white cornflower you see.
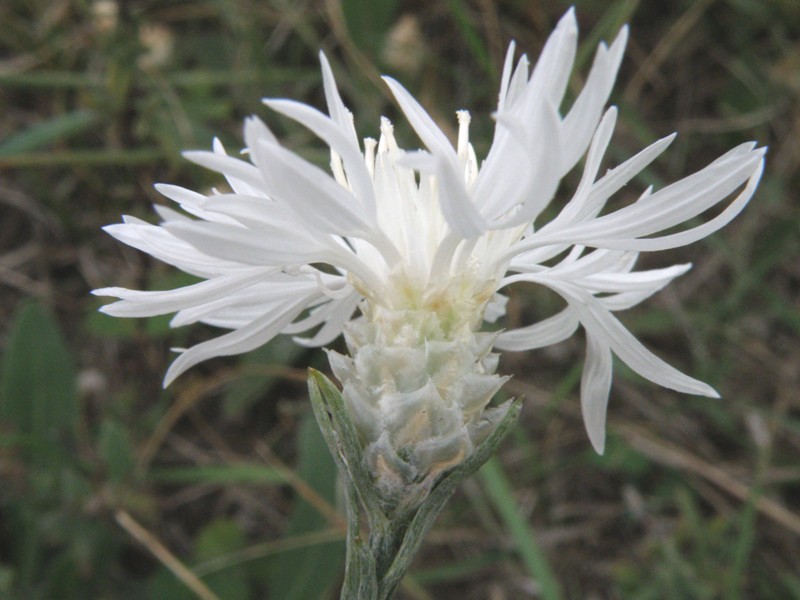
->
[95,9,764,461]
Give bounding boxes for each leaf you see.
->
[448,0,494,76]
[0,301,78,465]
[195,519,251,600]
[195,518,247,562]
[98,420,137,483]
[0,110,99,156]
[262,413,345,600]
[0,565,13,593]
[479,457,563,600]
[341,0,399,57]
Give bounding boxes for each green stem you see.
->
[308,370,523,600]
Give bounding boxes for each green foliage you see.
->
[341,0,399,58]
[98,419,137,484]
[1,302,78,462]
[479,458,563,600]
[263,414,344,599]
[611,487,783,599]
[0,302,123,599]
[0,110,100,156]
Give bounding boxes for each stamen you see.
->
[379,117,399,154]
[456,110,471,161]
[466,142,479,186]
[364,137,377,178]
[330,150,349,188]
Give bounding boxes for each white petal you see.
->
[155,183,206,208]
[94,267,272,317]
[545,146,764,248]
[164,220,327,266]
[524,133,675,261]
[291,292,361,347]
[495,307,579,351]
[497,41,517,112]
[103,221,240,277]
[580,263,692,293]
[215,126,271,197]
[483,99,563,226]
[575,107,617,198]
[581,330,613,454]
[263,98,376,217]
[503,249,634,286]
[549,107,618,226]
[254,138,373,237]
[152,204,193,224]
[592,147,761,237]
[170,286,304,328]
[163,298,308,387]
[242,115,279,177]
[576,133,676,223]
[599,289,669,312]
[553,248,632,279]
[155,184,239,225]
[598,156,764,251]
[401,152,486,238]
[383,76,458,166]
[483,293,508,323]
[283,294,347,335]
[560,25,628,174]
[182,150,266,192]
[574,294,718,397]
[526,7,578,108]
[196,194,313,235]
[318,52,359,146]
[505,54,530,108]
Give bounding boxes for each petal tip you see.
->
[587,427,606,455]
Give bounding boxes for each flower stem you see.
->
[308,369,522,599]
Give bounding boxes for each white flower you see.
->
[95,9,765,454]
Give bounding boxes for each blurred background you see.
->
[1,0,798,598]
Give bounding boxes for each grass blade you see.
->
[479,457,562,600]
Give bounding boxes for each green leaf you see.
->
[448,0,494,76]
[98,420,137,483]
[307,369,382,518]
[196,520,251,600]
[0,301,78,464]
[0,565,13,593]
[263,413,345,600]
[341,0,398,57]
[0,110,100,156]
[479,457,563,600]
[146,569,195,600]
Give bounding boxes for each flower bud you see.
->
[328,304,510,513]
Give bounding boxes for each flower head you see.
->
[95,9,764,455]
